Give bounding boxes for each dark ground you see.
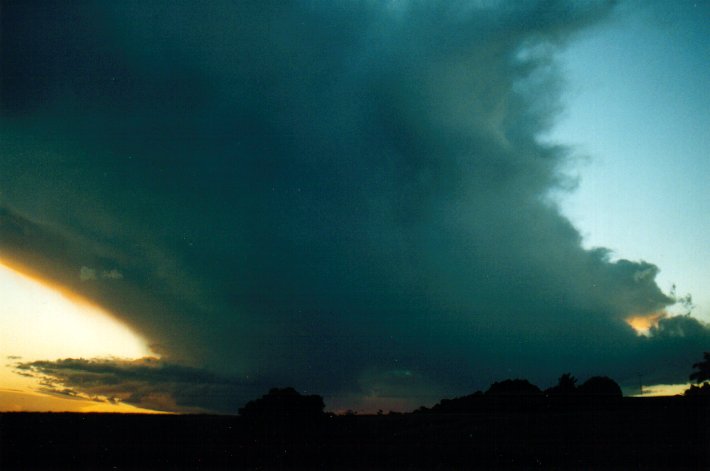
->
[1,396,708,469]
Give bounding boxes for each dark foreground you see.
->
[1,397,708,469]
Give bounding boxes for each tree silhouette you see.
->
[545,373,578,396]
[577,376,622,397]
[239,387,325,423]
[485,379,541,396]
[684,382,710,396]
[689,352,710,383]
[423,391,484,414]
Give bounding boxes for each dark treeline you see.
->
[3,359,710,469]
[2,389,709,469]
[415,374,624,414]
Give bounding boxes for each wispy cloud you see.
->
[80,266,123,281]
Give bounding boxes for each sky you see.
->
[1,0,708,414]
[548,0,710,324]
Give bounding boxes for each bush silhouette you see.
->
[423,391,484,414]
[485,379,541,396]
[577,376,622,397]
[239,387,325,423]
[545,373,578,396]
[684,382,710,396]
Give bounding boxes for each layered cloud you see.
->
[1,1,708,412]
[14,357,253,413]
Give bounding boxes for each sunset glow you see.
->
[0,260,153,411]
[0,261,150,360]
[634,383,690,397]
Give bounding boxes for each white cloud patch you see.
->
[80,266,123,281]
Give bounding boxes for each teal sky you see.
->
[549,1,710,322]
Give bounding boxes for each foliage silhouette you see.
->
[238,387,325,423]
[684,382,710,396]
[685,352,710,396]
[689,351,710,383]
[544,373,578,396]
[577,376,622,397]
[485,378,542,396]
[421,390,484,414]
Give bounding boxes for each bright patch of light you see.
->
[634,383,689,397]
[0,388,167,413]
[626,312,665,336]
[0,260,152,400]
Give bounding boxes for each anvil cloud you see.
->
[2,0,708,413]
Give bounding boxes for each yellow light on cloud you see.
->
[0,388,168,413]
[626,311,666,336]
[633,383,690,397]
[0,260,154,411]
[0,261,150,360]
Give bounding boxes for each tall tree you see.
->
[689,352,710,383]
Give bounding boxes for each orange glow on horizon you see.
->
[0,258,156,412]
[0,389,170,413]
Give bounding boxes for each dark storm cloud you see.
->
[2,0,707,412]
[15,358,253,413]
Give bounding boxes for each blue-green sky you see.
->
[549,0,709,322]
[1,0,708,413]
